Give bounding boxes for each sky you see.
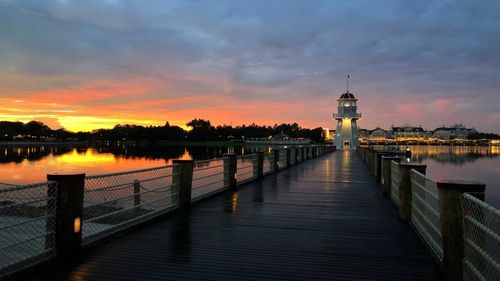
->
[0,0,499,133]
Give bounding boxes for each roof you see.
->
[392,126,424,132]
[337,91,357,100]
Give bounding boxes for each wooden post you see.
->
[437,181,485,281]
[397,163,426,221]
[223,154,237,188]
[133,179,141,208]
[375,152,386,184]
[47,173,85,258]
[368,149,375,174]
[256,151,264,178]
[286,148,291,167]
[381,156,400,197]
[172,160,194,209]
[273,150,280,171]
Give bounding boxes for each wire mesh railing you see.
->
[192,158,229,202]
[0,181,57,277]
[82,165,177,245]
[390,160,400,206]
[410,170,443,262]
[461,193,500,281]
[263,152,275,175]
[236,154,258,185]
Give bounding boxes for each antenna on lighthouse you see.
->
[347,74,350,92]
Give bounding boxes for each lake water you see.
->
[407,145,500,208]
[1,144,499,208]
[0,143,271,185]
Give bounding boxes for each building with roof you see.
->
[432,124,477,140]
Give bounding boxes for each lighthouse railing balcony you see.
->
[333,113,362,119]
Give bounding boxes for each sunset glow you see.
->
[0,1,499,132]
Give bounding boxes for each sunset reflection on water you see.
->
[0,147,192,184]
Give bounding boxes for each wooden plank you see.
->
[21,151,441,281]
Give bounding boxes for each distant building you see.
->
[432,124,477,140]
[369,127,390,142]
[391,124,425,142]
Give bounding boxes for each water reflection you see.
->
[401,145,500,208]
[0,144,275,184]
[409,145,499,166]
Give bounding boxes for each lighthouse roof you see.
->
[338,91,356,100]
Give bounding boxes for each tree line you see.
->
[0,119,326,143]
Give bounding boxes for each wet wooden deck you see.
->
[22,151,441,281]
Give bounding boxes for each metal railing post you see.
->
[223,154,237,188]
[172,160,194,209]
[46,173,85,258]
[437,181,486,281]
[133,179,141,208]
[397,163,426,221]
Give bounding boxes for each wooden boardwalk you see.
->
[22,151,441,281]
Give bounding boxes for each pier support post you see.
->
[381,157,400,197]
[397,163,426,221]
[273,150,280,171]
[286,148,291,167]
[223,154,237,189]
[256,152,264,178]
[47,173,85,258]
[437,181,485,281]
[173,160,194,209]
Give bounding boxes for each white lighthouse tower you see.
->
[333,76,361,150]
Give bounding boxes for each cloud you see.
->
[0,0,499,132]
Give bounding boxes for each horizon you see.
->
[2,119,498,135]
[1,1,499,133]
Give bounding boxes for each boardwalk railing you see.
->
[0,145,335,279]
[0,182,57,278]
[390,160,400,206]
[410,170,443,262]
[82,165,178,245]
[358,146,498,281]
[461,193,500,281]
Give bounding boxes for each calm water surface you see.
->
[0,144,266,185]
[1,144,499,207]
[407,145,500,208]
